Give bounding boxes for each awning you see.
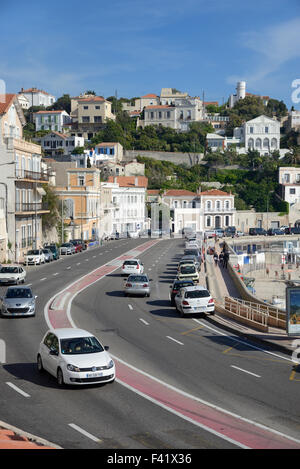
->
[35,187,46,196]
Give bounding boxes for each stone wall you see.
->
[123,150,204,167]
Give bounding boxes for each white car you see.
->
[121,259,144,276]
[0,265,26,285]
[174,285,215,316]
[37,328,115,386]
[128,230,139,239]
[25,249,46,265]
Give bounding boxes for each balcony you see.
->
[15,169,49,183]
[15,203,50,215]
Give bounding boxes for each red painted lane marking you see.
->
[115,360,300,449]
[47,240,159,330]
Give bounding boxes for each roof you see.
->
[141,93,158,99]
[0,94,16,115]
[108,176,148,188]
[49,328,94,339]
[77,96,105,103]
[19,87,53,96]
[147,189,160,194]
[145,105,173,109]
[34,110,66,114]
[163,189,197,197]
[95,142,119,147]
[199,189,232,196]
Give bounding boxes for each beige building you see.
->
[54,167,101,241]
[122,93,160,113]
[0,93,50,262]
[70,94,116,140]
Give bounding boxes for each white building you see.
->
[279,167,300,206]
[106,176,148,235]
[34,110,71,132]
[38,132,84,156]
[18,87,56,108]
[229,81,246,108]
[241,115,280,155]
[206,133,243,152]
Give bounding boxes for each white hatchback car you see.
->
[37,328,115,386]
[174,285,215,316]
[24,249,46,265]
[0,265,26,285]
[121,259,144,276]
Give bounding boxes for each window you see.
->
[78,176,85,186]
[83,106,88,110]
[250,127,254,134]
[94,116,102,123]
[206,216,211,227]
[82,116,90,123]
[95,106,100,109]
[265,127,269,133]
[290,188,296,194]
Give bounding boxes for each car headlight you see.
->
[107,360,114,369]
[67,364,81,372]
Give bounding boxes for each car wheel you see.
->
[37,354,44,373]
[57,368,64,386]
[22,279,25,284]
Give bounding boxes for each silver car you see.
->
[60,243,76,255]
[0,286,37,317]
[42,248,54,262]
[124,274,151,297]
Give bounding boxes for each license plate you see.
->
[194,306,205,311]
[86,372,103,378]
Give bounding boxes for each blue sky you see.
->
[1,0,300,108]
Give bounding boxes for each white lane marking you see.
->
[76,263,81,266]
[139,318,149,325]
[192,318,293,363]
[93,255,96,258]
[166,336,184,346]
[53,272,59,276]
[231,365,261,378]
[128,304,133,310]
[26,283,32,286]
[85,259,89,261]
[6,382,30,398]
[68,423,101,443]
[66,266,71,270]
[40,277,47,281]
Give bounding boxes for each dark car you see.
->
[169,279,194,306]
[44,244,60,260]
[224,226,236,237]
[285,227,300,235]
[267,228,283,236]
[71,239,87,250]
[249,228,267,236]
[70,240,83,253]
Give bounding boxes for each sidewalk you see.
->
[0,421,60,449]
[204,247,296,356]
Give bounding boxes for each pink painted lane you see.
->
[47,239,159,330]
[115,360,300,449]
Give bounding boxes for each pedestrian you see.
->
[223,251,229,268]
[213,252,219,266]
[219,252,224,267]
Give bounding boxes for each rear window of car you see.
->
[181,266,196,274]
[184,250,199,256]
[174,281,193,289]
[124,260,138,265]
[128,276,148,282]
[185,290,210,298]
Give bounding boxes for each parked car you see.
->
[267,228,283,236]
[124,274,151,297]
[204,230,217,239]
[0,286,37,317]
[215,228,225,237]
[44,244,60,260]
[24,249,46,265]
[0,265,26,285]
[37,328,115,386]
[71,239,88,250]
[285,227,300,235]
[249,228,267,236]
[109,232,119,240]
[224,226,236,237]
[177,264,199,284]
[42,248,54,262]
[121,259,144,276]
[60,243,76,255]
[70,240,83,253]
[128,230,139,239]
[184,248,201,263]
[174,285,215,316]
[180,255,201,271]
[169,279,194,306]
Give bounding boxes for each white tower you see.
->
[236,81,246,101]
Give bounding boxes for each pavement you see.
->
[1,236,298,449]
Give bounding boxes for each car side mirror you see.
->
[104,345,109,351]
[49,348,58,356]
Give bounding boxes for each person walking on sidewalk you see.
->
[219,251,224,267]
[223,251,229,268]
[213,252,219,266]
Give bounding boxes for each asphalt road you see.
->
[1,238,300,449]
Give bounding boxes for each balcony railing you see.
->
[15,203,49,213]
[15,169,49,182]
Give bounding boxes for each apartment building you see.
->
[279,167,300,206]
[0,94,50,262]
[70,94,116,140]
[18,87,56,107]
[34,110,71,132]
[54,167,101,241]
[107,176,148,234]
[38,132,84,156]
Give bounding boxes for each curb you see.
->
[0,420,61,449]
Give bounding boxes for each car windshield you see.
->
[181,266,196,274]
[174,281,193,289]
[0,267,19,273]
[43,250,50,254]
[60,336,104,355]
[124,260,138,265]
[27,250,40,255]
[185,290,210,298]
[184,250,199,256]
[6,288,32,298]
[128,275,148,282]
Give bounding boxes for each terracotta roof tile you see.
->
[164,189,196,197]
[199,189,232,196]
[0,94,16,115]
[108,176,148,188]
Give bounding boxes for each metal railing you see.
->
[15,203,49,213]
[15,169,49,182]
